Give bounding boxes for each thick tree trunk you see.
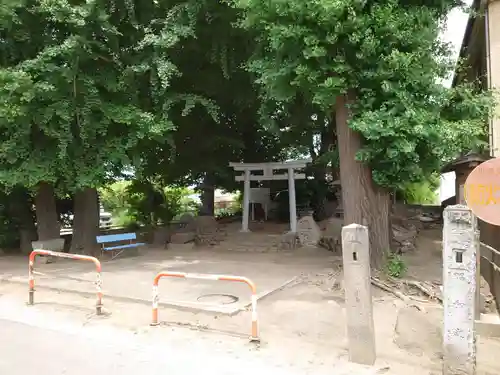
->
[310,118,338,221]
[199,173,215,216]
[327,120,341,182]
[34,182,60,241]
[8,188,37,254]
[312,167,328,221]
[335,92,391,268]
[70,188,99,255]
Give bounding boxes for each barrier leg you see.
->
[95,271,103,315]
[151,285,159,326]
[221,276,259,342]
[250,293,259,342]
[28,259,35,305]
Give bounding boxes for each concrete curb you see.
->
[0,275,298,316]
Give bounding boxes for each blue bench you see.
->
[96,232,145,259]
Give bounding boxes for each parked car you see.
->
[60,205,112,230]
[99,206,112,229]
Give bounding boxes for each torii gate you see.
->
[229,159,311,232]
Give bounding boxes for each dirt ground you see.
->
[1,224,499,375]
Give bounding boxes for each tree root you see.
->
[385,276,442,303]
[399,279,442,303]
[370,276,411,302]
[370,276,433,305]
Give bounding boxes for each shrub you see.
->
[385,252,407,278]
[100,181,198,228]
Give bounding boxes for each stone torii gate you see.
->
[229,159,311,232]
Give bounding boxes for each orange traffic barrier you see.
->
[151,271,259,341]
[28,250,103,315]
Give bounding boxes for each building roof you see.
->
[441,152,491,173]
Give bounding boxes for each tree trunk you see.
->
[310,118,337,221]
[8,188,37,254]
[327,120,341,182]
[70,188,100,255]
[335,92,391,268]
[199,173,215,216]
[34,182,60,241]
[312,167,328,221]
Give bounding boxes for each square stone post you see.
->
[443,205,478,375]
[341,223,376,366]
[241,170,251,232]
[287,167,297,233]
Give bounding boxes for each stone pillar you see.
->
[341,223,376,366]
[287,167,297,233]
[443,205,478,375]
[241,170,251,232]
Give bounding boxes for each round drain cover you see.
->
[197,293,239,305]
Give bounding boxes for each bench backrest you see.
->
[96,232,136,244]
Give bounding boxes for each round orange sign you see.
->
[464,157,500,225]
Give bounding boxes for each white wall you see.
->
[439,172,456,203]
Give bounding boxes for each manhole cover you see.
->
[197,293,239,305]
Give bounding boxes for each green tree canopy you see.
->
[231,0,493,188]
[136,0,295,194]
[0,0,211,191]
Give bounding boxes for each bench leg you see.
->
[111,249,125,260]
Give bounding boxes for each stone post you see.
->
[341,223,376,366]
[241,169,251,232]
[443,205,478,375]
[288,167,297,233]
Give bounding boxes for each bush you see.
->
[100,181,129,213]
[397,175,439,205]
[168,186,199,219]
[111,211,138,229]
[215,208,235,219]
[385,252,407,278]
[214,191,241,218]
[100,181,198,228]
